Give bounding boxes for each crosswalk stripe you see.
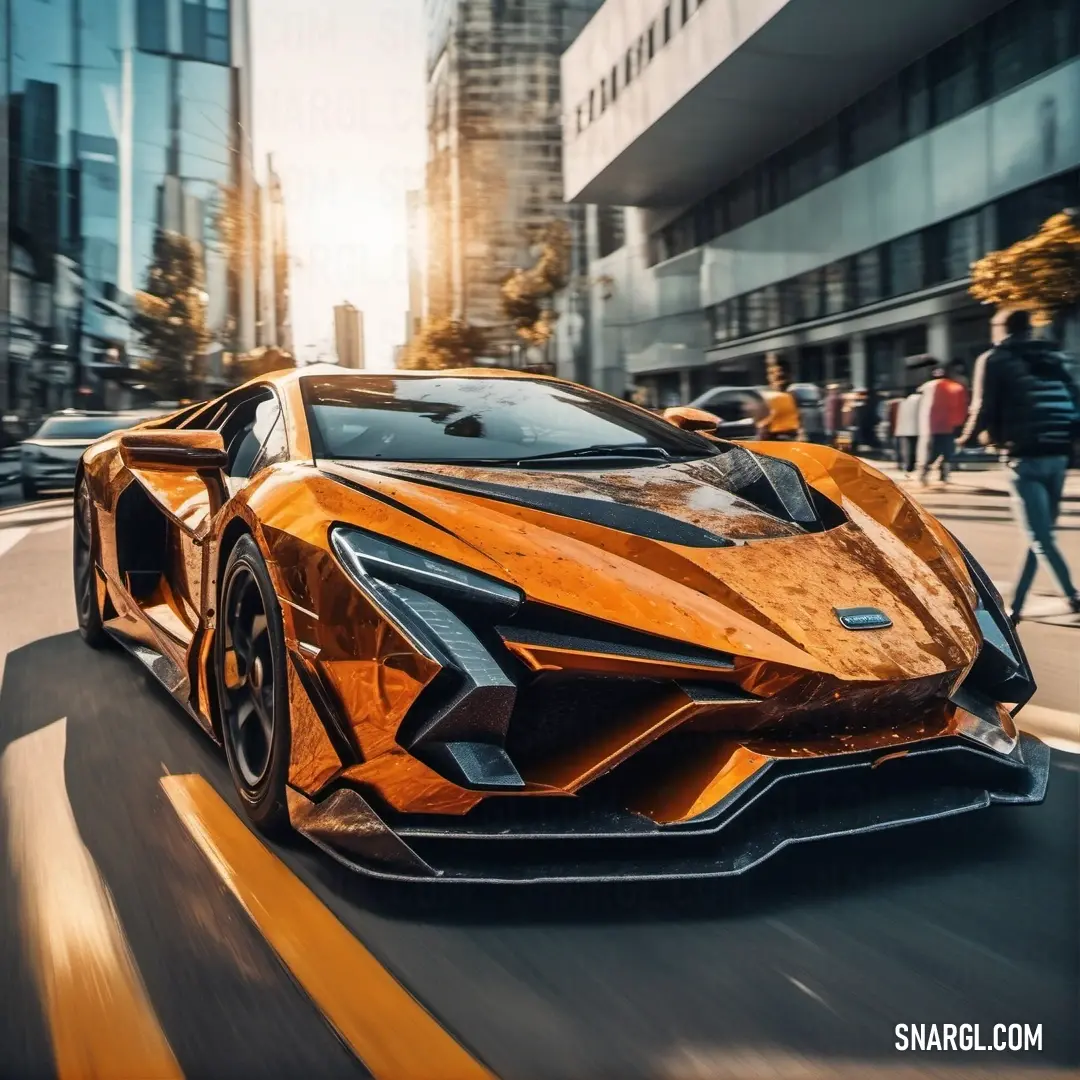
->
[162,774,497,1080]
[1,720,183,1079]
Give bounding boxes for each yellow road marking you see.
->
[161,774,496,1080]
[1,719,182,1079]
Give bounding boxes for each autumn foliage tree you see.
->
[400,317,488,370]
[500,219,572,347]
[970,209,1080,325]
[134,230,212,401]
[235,346,296,380]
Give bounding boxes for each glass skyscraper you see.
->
[2,0,256,423]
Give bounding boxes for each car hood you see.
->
[318,457,980,683]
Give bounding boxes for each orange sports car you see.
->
[74,367,1047,881]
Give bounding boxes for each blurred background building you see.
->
[421,0,603,363]
[256,154,292,354]
[334,301,364,369]
[562,0,1080,405]
[404,188,424,347]
[0,0,290,426]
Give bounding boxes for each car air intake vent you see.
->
[707,446,844,532]
[499,603,736,669]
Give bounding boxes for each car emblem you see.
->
[834,606,892,630]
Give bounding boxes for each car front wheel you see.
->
[73,476,109,648]
[216,534,291,835]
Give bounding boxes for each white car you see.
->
[20,410,156,500]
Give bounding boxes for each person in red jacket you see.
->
[917,365,969,485]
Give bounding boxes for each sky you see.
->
[250,0,427,369]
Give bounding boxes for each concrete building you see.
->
[422,0,604,359]
[562,0,1080,404]
[405,189,425,345]
[334,302,365,370]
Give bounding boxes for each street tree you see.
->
[970,209,1080,325]
[401,317,488,370]
[133,230,212,401]
[500,219,572,348]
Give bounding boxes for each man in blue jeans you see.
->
[958,309,1080,624]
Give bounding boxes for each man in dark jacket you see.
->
[958,308,1080,623]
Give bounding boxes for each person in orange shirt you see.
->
[756,388,801,440]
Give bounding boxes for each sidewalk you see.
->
[865,457,1080,499]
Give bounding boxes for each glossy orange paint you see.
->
[76,368,1010,854]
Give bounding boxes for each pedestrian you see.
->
[916,363,963,486]
[958,308,1080,623]
[823,383,842,446]
[894,383,923,479]
[755,388,801,441]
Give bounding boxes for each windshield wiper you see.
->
[513,444,675,464]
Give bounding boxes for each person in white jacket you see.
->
[893,387,923,478]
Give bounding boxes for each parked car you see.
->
[20,410,158,500]
[686,386,768,439]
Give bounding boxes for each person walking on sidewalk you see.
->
[958,308,1080,623]
[917,364,967,486]
[894,383,923,479]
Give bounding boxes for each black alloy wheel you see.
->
[73,475,108,648]
[217,535,290,833]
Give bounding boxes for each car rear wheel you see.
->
[217,535,290,835]
[73,476,109,648]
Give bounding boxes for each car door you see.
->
[115,386,287,648]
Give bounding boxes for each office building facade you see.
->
[334,302,364,370]
[2,0,258,422]
[562,0,1080,403]
[422,0,603,357]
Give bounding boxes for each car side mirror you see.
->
[662,406,720,432]
[119,430,229,515]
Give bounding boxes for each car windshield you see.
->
[33,415,135,440]
[302,375,719,465]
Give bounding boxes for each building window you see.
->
[930,25,983,125]
[588,90,595,123]
[824,261,850,315]
[206,0,230,65]
[597,206,626,258]
[886,233,925,296]
[854,248,883,307]
[137,0,168,53]
[625,50,633,86]
[610,66,618,102]
[901,58,931,139]
[726,171,758,230]
[797,269,824,322]
[663,5,671,44]
[711,303,731,344]
[843,76,902,169]
[576,105,584,134]
[637,35,646,71]
[647,25,655,60]
[600,79,607,112]
[987,0,1050,97]
[681,0,689,25]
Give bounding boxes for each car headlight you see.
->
[330,526,523,615]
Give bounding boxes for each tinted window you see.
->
[302,376,718,465]
[35,416,138,440]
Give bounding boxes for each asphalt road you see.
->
[0,489,1077,1080]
